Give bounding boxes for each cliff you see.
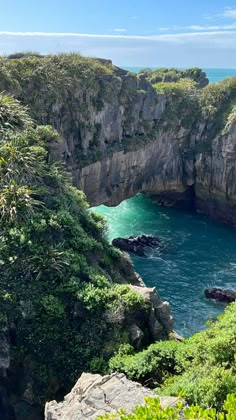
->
[0,54,236,419]
[0,53,236,225]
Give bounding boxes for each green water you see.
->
[93,195,236,337]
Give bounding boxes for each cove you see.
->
[93,195,236,337]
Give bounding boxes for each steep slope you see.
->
[0,93,172,419]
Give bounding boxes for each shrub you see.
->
[110,303,236,409]
[97,394,236,419]
[0,94,143,406]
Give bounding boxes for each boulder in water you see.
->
[112,234,161,256]
[204,288,236,303]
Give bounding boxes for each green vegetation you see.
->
[1,54,236,416]
[199,76,236,136]
[0,52,115,165]
[152,75,236,135]
[109,303,236,409]
[97,394,236,420]
[0,92,149,406]
[142,67,207,86]
[153,79,200,128]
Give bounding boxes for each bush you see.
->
[97,394,236,419]
[110,303,236,409]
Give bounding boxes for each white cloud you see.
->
[160,23,236,32]
[222,7,236,19]
[0,30,236,67]
[205,7,236,21]
[114,28,127,32]
[1,30,236,41]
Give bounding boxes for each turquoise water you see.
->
[94,195,236,337]
[124,67,236,84]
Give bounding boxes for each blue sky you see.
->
[1,1,236,67]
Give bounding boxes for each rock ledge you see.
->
[45,372,181,420]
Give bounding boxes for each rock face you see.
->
[131,286,173,340]
[44,372,181,420]
[205,288,236,303]
[112,235,161,256]
[77,106,236,227]
[2,55,236,225]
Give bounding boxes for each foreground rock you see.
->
[45,372,181,420]
[112,235,161,256]
[205,288,236,303]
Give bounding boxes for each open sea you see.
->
[93,68,236,337]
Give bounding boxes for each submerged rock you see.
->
[205,288,236,303]
[112,234,161,256]
[44,372,181,420]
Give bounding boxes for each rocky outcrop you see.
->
[131,286,173,340]
[112,235,161,256]
[44,372,181,420]
[205,288,236,303]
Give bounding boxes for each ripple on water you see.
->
[92,194,236,337]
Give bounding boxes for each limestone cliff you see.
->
[0,53,236,225]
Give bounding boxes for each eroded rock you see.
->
[205,288,236,303]
[131,285,174,339]
[44,372,181,420]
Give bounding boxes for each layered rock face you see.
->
[45,372,181,420]
[195,122,236,225]
[78,126,193,208]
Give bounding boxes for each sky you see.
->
[1,1,236,67]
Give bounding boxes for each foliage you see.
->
[0,93,148,405]
[0,92,32,133]
[97,394,236,420]
[0,52,115,165]
[109,303,236,409]
[153,79,200,128]
[199,76,236,136]
[109,340,182,384]
[144,67,206,86]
